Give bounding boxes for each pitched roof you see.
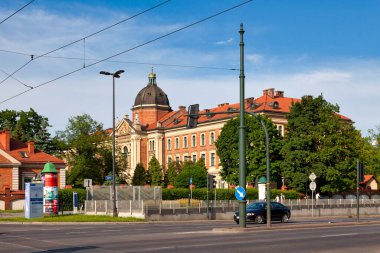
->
[0,137,65,166]
[360,175,376,184]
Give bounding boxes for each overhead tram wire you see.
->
[0,0,252,105]
[0,49,238,70]
[0,68,33,89]
[0,0,35,25]
[0,0,171,87]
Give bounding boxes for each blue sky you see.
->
[0,0,379,136]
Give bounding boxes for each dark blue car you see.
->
[234,201,291,224]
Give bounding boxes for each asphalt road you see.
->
[1,219,380,253]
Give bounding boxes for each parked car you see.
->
[234,201,291,224]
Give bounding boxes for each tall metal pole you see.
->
[100,69,124,218]
[112,76,118,217]
[238,23,247,228]
[356,159,360,223]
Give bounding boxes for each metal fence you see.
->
[87,185,162,201]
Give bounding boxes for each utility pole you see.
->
[238,23,247,228]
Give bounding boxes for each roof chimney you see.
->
[263,88,275,98]
[28,141,35,154]
[0,130,11,151]
[275,90,284,98]
[179,106,186,111]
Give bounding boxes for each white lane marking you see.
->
[321,233,358,238]
[66,231,86,234]
[101,230,122,232]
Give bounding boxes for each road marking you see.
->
[321,233,358,238]
[101,230,122,232]
[66,231,86,234]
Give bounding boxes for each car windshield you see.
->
[247,202,266,209]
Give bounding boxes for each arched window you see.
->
[210,132,215,144]
[167,139,172,150]
[183,136,188,148]
[201,133,205,146]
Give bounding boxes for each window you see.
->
[167,139,172,150]
[168,157,172,163]
[175,138,179,149]
[201,133,205,146]
[210,153,215,166]
[183,136,188,148]
[201,153,206,161]
[192,135,196,147]
[123,146,128,161]
[192,154,197,163]
[149,140,155,151]
[20,151,29,158]
[184,155,188,161]
[210,132,215,144]
[175,156,180,162]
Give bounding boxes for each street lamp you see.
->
[100,69,125,217]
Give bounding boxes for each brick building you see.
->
[115,70,309,186]
[0,130,66,191]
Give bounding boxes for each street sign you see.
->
[190,177,192,184]
[309,172,317,181]
[105,176,112,181]
[309,181,316,191]
[84,179,92,187]
[235,186,246,200]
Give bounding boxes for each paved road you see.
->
[1,219,380,253]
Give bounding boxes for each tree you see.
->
[58,114,109,187]
[361,125,380,182]
[174,160,208,188]
[216,114,283,186]
[149,156,163,186]
[0,108,58,153]
[132,163,146,185]
[164,161,182,187]
[280,95,362,194]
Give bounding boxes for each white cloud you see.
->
[214,38,234,45]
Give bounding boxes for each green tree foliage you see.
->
[280,95,362,194]
[148,156,163,186]
[174,161,208,188]
[132,163,146,185]
[58,114,110,187]
[0,108,59,153]
[361,125,380,182]
[216,114,283,186]
[164,161,182,186]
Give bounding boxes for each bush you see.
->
[162,188,301,200]
[58,188,86,211]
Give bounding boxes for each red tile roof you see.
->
[360,175,376,184]
[0,138,65,165]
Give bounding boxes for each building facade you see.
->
[0,130,66,191]
[115,71,306,186]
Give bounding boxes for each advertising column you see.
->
[41,162,59,214]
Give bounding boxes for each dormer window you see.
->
[20,151,29,158]
[273,101,279,109]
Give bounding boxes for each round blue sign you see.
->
[235,186,246,200]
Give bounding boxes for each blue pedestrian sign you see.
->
[189,177,192,184]
[105,175,113,180]
[235,186,246,200]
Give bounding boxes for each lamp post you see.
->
[100,69,124,217]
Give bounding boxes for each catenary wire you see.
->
[0,50,238,70]
[0,0,171,87]
[0,0,35,25]
[0,0,252,105]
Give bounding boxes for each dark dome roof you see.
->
[133,71,170,108]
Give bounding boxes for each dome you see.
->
[133,71,170,108]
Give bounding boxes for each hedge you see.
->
[162,188,301,200]
[58,188,86,211]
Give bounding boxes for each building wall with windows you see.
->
[114,72,350,186]
[0,130,66,191]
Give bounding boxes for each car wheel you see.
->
[281,214,289,223]
[255,215,264,224]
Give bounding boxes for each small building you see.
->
[0,129,66,192]
[360,175,378,190]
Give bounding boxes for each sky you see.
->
[0,0,379,137]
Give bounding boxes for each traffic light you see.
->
[359,162,365,183]
[207,174,216,190]
[187,104,199,128]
